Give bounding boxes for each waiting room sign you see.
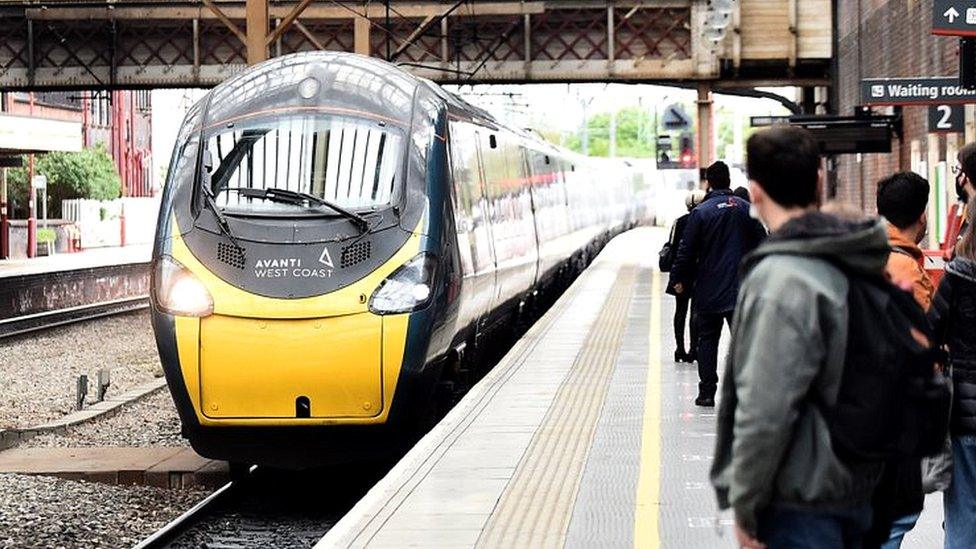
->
[861,77,976,105]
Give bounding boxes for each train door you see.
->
[472,131,498,332]
[520,147,542,288]
[448,122,497,335]
[526,150,553,282]
[482,133,539,313]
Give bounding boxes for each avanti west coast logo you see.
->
[253,246,334,279]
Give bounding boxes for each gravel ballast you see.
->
[0,310,161,429]
[20,390,185,448]
[0,472,206,549]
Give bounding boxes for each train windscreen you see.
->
[204,114,403,214]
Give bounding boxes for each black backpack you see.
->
[659,223,677,272]
[826,270,951,463]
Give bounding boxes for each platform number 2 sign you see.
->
[929,104,964,133]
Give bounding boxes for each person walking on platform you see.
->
[928,203,976,549]
[864,172,934,548]
[956,143,976,207]
[711,126,889,548]
[663,190,706,363]
[878,172,934,308]
[669,161,765,407]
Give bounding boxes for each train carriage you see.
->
[151,51,653,468]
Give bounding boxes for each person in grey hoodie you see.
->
[710,126,888,548]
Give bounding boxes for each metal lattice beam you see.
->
[0,1,831,90]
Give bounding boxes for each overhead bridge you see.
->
[0,0,832,90]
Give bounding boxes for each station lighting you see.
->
[705,11,730,30]
[153,255,214,317]
[702,0,736,54]
[369,252,438,314]
[711,0,735,15]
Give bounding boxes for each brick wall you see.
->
[835,0,959,214]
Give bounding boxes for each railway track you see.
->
[0,296,150,340]
[132,465,388,549]
[132,473,241,549]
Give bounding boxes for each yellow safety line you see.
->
[634,269,662,548]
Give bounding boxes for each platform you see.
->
[0,446,227,488]
[319,227,945,548]
[0,243,151,278]
[0,243,150,321]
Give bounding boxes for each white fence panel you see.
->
[61,197,161,249]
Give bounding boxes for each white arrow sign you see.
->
[946,6,961,22]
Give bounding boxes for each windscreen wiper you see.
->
[235,187,370,233]
[201,187,245,252]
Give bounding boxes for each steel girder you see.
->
[0,1,825,90]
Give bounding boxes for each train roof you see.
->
[198,51,421,131]
[185,51,570,158]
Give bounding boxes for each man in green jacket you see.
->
[710,126,888,548]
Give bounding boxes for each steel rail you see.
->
[0,295,150,340]
[130,474,243,549]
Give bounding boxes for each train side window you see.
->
[481,135,505,200]
[489,134,497,149]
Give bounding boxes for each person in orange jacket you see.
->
[865,171,935,549]
[878,172,935,309]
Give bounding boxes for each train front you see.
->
[150,52,451,468]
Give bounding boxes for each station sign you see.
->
[661,104,691,130]
[0,156,23,168]
[932,0,976,37]
[32,175,47,190]
[861,77,976,105]
[929,104,966,132]
[749,115,791,127]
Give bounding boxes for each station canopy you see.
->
[0,113,82,155]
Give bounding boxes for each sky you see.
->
[150,83,792,188]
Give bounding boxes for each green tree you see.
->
[7,144,121,218]
[566,107,658,158]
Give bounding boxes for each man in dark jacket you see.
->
[711,126,886,548]
[669,161,765,406]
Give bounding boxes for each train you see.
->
[150,51,655,468]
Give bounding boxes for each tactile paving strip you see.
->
[477,267,638,549]
[564,268,652,549]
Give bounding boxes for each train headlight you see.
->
[153,255,214,317]
[368,253,437,315]
[298,77,320,99]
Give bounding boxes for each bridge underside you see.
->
[0,1,830,91]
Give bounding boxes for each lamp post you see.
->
[27,93,36,259]
[0,168,7,260]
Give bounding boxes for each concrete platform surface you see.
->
[0,243,151,278]
[0,446,227,488]
[317,227,944,549]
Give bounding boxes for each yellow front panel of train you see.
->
[198,314,382,419]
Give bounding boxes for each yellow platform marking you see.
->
[634,270,662,548]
